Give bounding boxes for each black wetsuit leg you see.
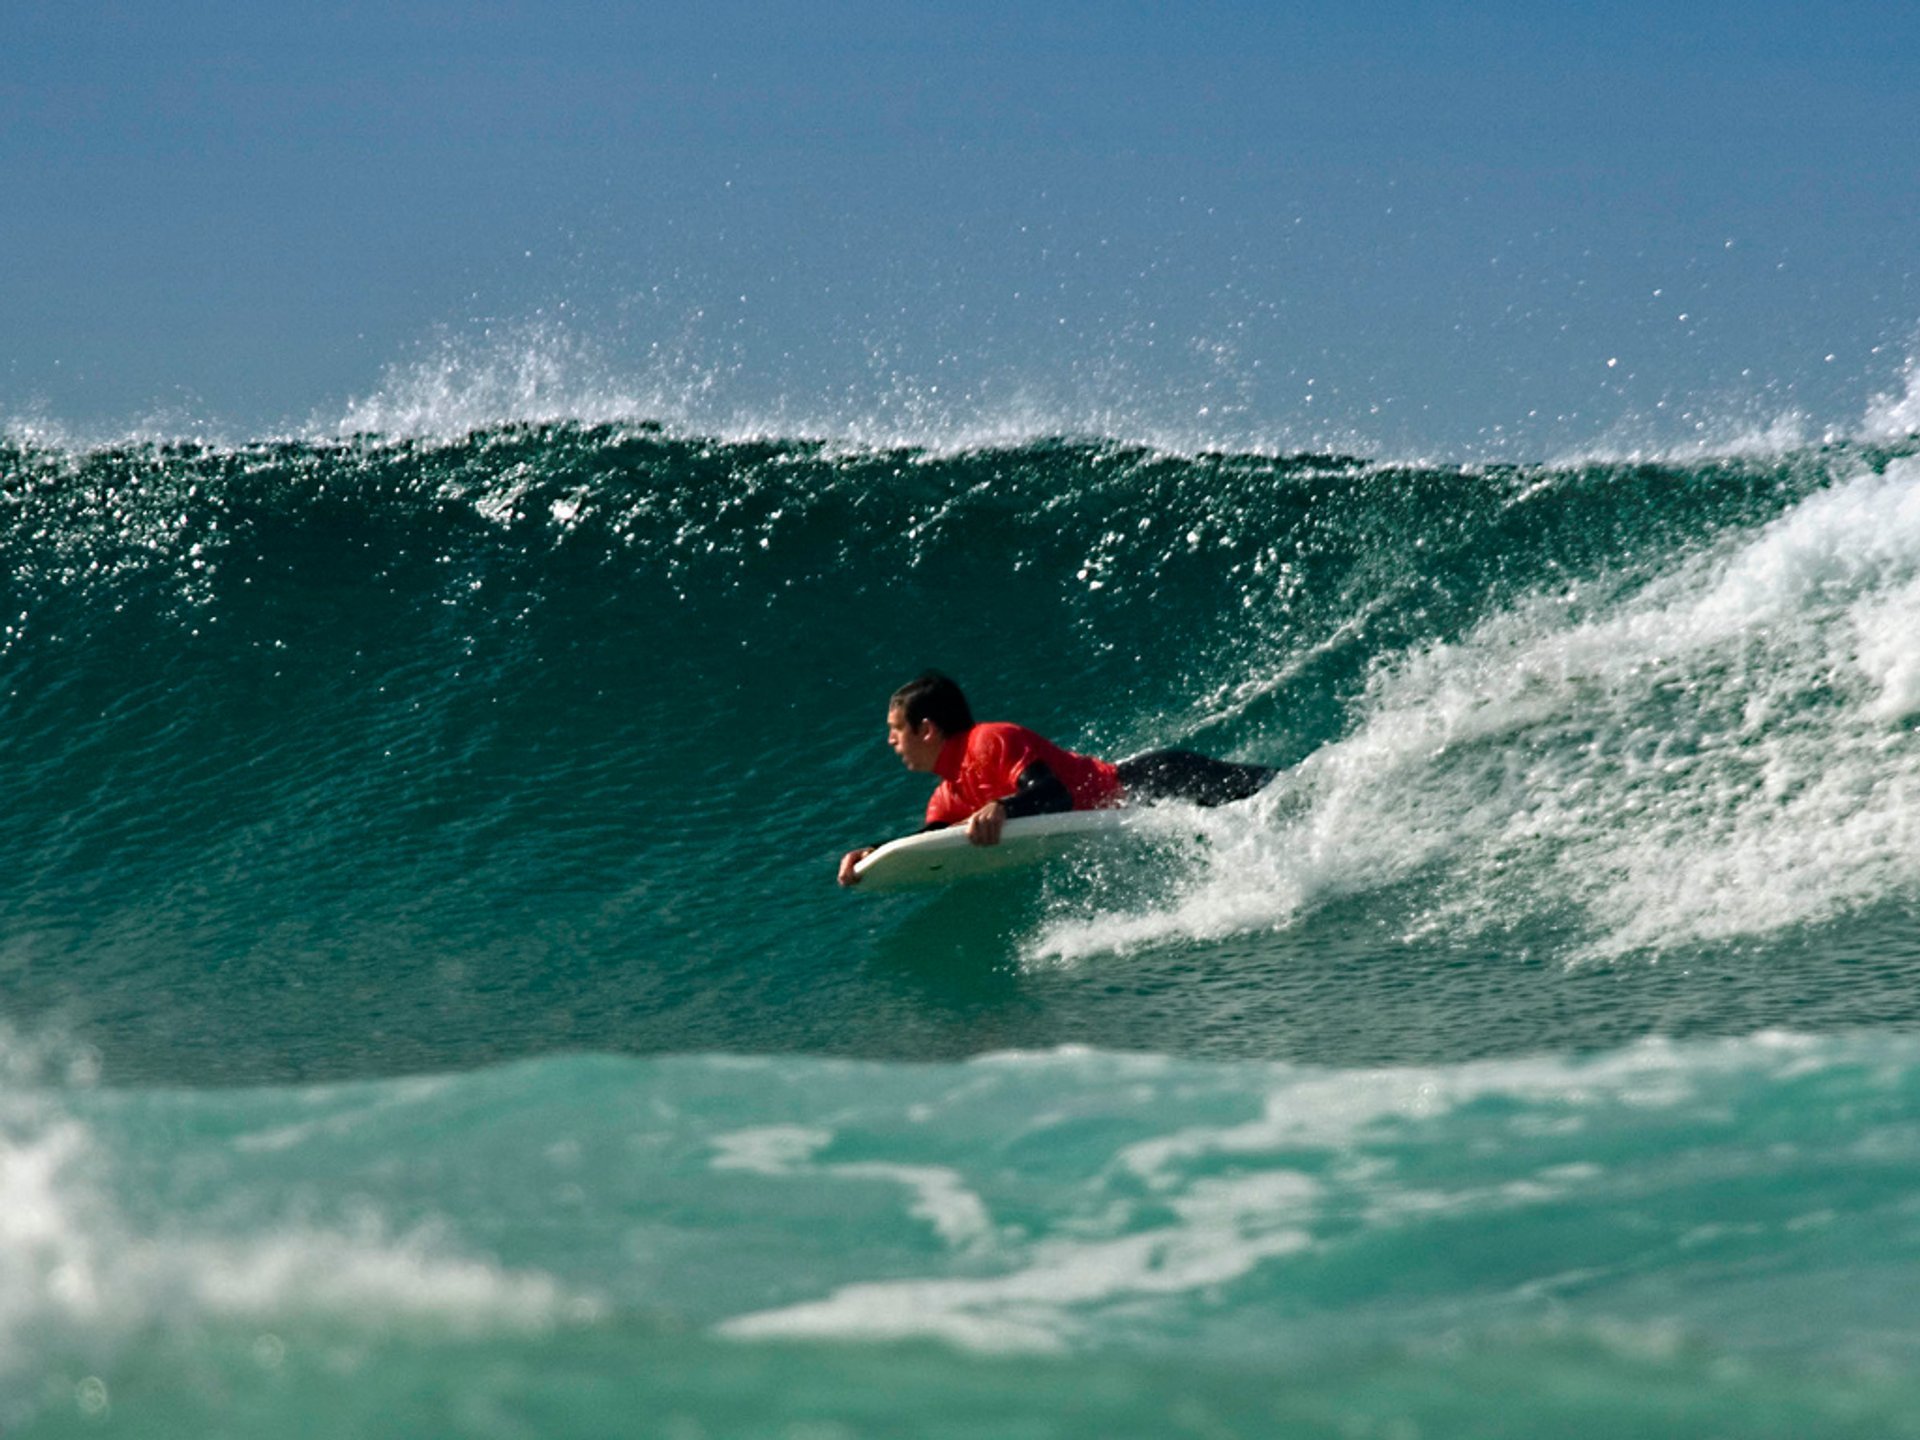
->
[1115,750,1278,807]
[1001,761,1076,819]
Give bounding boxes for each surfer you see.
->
[837,671,1276,885]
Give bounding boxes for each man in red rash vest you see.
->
[837,670,1277,886]
[920,722,1121,829]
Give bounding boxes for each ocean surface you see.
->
[7,408,1920,1436]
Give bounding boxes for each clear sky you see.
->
[5,0,1917,455]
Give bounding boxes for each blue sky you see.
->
[5,0,1916,453]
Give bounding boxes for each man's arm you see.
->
[963,762,1073,847]
[1000,761,1074,818]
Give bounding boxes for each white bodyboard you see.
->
[851,809,1146,892]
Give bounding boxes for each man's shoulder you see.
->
[961,721,1044,759]
[967,720,1042,744]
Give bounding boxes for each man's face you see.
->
[887,705,944,772]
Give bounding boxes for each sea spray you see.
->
[1036,455,1920,963]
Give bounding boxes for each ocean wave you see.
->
[6,1031,1920,1430]
[7,422,1920,1079]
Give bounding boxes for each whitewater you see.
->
[5,355,1920,1435]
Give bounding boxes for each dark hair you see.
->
[890,670,974,735]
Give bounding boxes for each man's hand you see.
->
[965,800,1007,846]
[838,847,876,886]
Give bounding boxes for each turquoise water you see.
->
[6,419,1920,1434]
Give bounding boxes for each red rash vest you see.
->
[924,722,1122,827]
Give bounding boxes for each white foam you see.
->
[715,1038,1803,1355]
[710,1124,834,1174]
[711,1125,994,1252]
[1553,405,1818,467]
[323,317,675,441]
[1852,575,1920,722]
[1037,457,1920,963]
[0,1097,594,1406]
[1111,1046,1701,1190]
[299,308,1368,458]
[231,1075,455,1154]
[311,312,1920,463]
[178,1221,582,1324]
[719,1210,1314,1353]
[1863,354,1920,443]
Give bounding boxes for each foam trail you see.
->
[1036,457,1920,963]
